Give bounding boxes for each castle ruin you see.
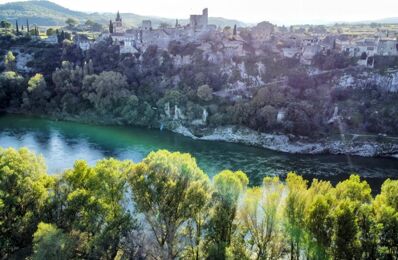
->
[189,8,208,31]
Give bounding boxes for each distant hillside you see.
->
[371,17,398,24]
[0,0,247,28]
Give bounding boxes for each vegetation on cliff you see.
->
[0,147,397,259]
[1,29,398,140]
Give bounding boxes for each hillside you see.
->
[0,0,247,28]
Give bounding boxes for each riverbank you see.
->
[172,124,398,158]
[3,110,398,159]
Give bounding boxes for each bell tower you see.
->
[114,11,125,34]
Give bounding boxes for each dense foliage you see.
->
[1,30,397,139]
[0,147,397,259]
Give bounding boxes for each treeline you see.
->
[0,147,397,259]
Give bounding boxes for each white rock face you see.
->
[337,71,398,92]
[12,49,33,73]
[171,125,398,158]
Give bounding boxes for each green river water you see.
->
[0,114,397,191]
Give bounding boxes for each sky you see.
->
[1,0,398,25]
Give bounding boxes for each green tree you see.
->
[331,200,360,259]
[32,222,73,260]
[0,20,11,29]
[55,158,135,258]
[85,20,103,31]
[0,148,53,256]
[4,51,16,71]
[65,18,78,28]
[206,170,249,259]
[237,177,286,259]
[373,179,398,258]
[23,73,50,110]
[129,150,211,259]
[284,172,308,260]
[303,179,335,259]
[28,73,46,93]
[335,175,372,205]
[46,28,56,36]
[82,71,130,117]
[0,71,24,108]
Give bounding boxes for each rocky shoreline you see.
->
[172,124,398,158]
[3,111,397,159]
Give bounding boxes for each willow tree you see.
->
[304,179,334,259]
[237,177,286,259]
[129,150,211,259]
[284,172,308,260]
[205,169,249,259]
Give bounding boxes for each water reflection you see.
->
[0,114,397,192]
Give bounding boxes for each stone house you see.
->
[377,39,398,56]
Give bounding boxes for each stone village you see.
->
[69,8,398,69]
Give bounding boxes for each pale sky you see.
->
[1,0,398,25]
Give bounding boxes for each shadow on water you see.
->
[0,114,397,193]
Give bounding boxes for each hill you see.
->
[0,0,247,28]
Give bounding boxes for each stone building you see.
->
[114,11,125,34]
[190,8,208,30]
[141,20,152,31]
[377,39,398,56]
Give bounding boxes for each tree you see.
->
[4,51,16,71]
[15,20,19,34]
[0,20,11,29]
[0,148,53,256]
[129,150,211,259]
[23,73,51,110]
[28,73,46,93]
[82,71,130,117]
[304,179,334,259]
[65,18,78,28]
[237,177,286,259]
[0,71,25,108]
[109,20,114,33]
[331,200,361,259]
[284,172,308,260]
[335,175,372,205]
[206,170,248,259]
[32,222,73,260]
[55,159,135,259]
[197,84,213,102]
[85,20,103,32]
[46,28,56,36]
[373,179,398,258]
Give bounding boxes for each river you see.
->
[0,114,397,192]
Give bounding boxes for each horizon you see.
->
[0,0,397,25]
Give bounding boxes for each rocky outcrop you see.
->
[171,124,398,158]
[337,71,398,92]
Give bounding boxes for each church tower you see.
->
[114,11,125,34]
